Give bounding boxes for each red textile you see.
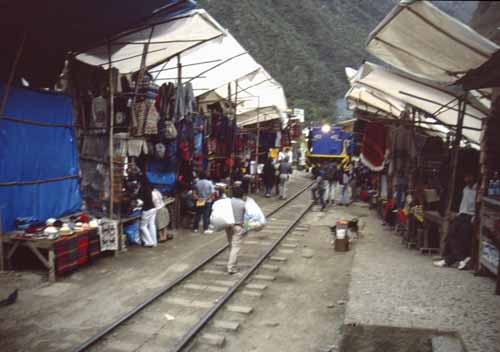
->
[361,122,386,171]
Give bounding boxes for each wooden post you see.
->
[255,97,261,181]
[0,211,4,272]
[0,30,26,115]
[441,95,466,254]
[107,42,115,220]
[173,54,182,229]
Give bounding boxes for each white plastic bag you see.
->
[244,197,266,232]
[210,198,235,232]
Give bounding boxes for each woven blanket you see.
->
[54,230,100,274]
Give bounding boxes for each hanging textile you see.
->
[360,122,386,171]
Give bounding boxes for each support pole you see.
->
[0,30,26,115]
[255,97,261,185]
[107,41,115,220]
[441,95,466,254]
[227,83,233,183]
[173,54,182,229]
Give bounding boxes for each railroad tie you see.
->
[227,305,253,314]
[253,274,276,281]
[214,320,240,332]
[269,256,287,262]
[199,333,226,348]
[241,290,263,298]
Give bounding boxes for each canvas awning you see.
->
[345,83,406,119]
[198,67,288,126]
[367,0,499,84]
[350,62,489,144]
[76,9,224,73]
[152,27,261,96]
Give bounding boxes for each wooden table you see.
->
[422,211,447,255]
[2,229,97,282]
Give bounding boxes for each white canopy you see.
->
[367,0,499,84]
[199,67,288,126]
[76,10,224,73]
[350,62,489,144]
[153,28,261,96]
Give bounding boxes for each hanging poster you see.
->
[98,220,119,251]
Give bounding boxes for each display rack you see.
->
[479,197,500,294]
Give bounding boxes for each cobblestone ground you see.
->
[343,203,500,352]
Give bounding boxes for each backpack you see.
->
[325,164,337,181]
[164,120,177,140]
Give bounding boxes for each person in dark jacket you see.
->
[262,158,275,197]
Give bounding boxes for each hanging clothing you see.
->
[175,83,185,120]
[144,99,159,135]
[184,82,196,117]
[91,96,107,129]
[390,126,416,176]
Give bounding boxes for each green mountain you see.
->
[197,0,478,121]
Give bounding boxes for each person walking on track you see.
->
[226,187,246,274]
[262,157,275,198]
[279,156,293,199]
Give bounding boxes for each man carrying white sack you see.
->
[226,187,246,275]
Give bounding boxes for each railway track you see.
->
[74,183,313,352]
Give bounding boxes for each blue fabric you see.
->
[124,210,142,245]
[0,84,82,231]
[146,160,176,192]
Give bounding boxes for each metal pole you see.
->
[107,41,115,219]
[441,94,467,254]
[255,96,261,179]
[0,30,26,115]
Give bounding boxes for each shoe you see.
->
[433,259,447,267]
[193,229,199,233]
[227,268,239,275]
[204,229,214,235]
[458,257,471,270]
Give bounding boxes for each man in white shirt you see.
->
[434,175,476,269]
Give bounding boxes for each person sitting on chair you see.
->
[433,174,477,269]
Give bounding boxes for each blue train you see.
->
[306,125,354,175]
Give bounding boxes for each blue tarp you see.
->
[310,127,352,156]
[0,84,82,231]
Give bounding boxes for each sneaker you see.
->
[433,259,447,267]
[458,257,471,270]
[193,229,199,233]
[204,229,214,235]
[227,268,239,275]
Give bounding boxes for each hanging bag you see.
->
[244,197,266,232]
[164,120,178,140]
[210,198,235,231]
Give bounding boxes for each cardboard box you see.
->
[335,238,349,252]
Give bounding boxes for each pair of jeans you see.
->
[327,180,337,203]
[279,174,289,198]
[193,202,212,231]
[339,184,349,205]
[265,184,273,196]
[312,188,326,208]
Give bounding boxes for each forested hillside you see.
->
[197,0,478,120]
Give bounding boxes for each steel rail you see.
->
[172,198,313,351]
[73,182,313,352]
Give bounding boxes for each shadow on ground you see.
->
[339,324,466,352]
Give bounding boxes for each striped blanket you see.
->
[54,230,100,274]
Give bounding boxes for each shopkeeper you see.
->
[434,174,477,269]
